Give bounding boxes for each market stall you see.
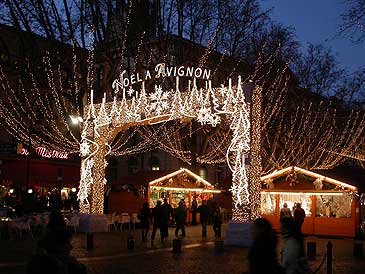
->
[148,168,221,222]
[260,166,359,237]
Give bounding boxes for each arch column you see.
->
[89,136,108,214]
[248,86,262,220]
[229,85,262,222]
[79,135,108,214]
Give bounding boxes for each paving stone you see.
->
[1,224,364,274]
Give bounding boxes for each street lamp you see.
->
[69,115,83,125]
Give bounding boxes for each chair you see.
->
[120,213,130,231]
[131,213,140,230]
[10,218,33,239]
[67,216,79,234]
[107,213,117,231]
[31,214,44,237]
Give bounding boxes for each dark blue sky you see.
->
[260,0,365,72]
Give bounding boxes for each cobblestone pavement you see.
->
[85,244,248,274]
[1,224,364,274]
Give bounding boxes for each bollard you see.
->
[215,240,224,255]
[327,241,332,274]
[86,233,94,249]
[307,242,317,258]
[173,239,182,254]
[127,235,135,251]
[353,242,363,257]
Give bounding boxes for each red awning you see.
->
[0,157,80,188]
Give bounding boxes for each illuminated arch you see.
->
[78,67,262,222]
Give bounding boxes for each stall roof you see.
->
[148,168,221,193]
[260,166,357,192]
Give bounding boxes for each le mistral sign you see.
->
[20,146,68,160]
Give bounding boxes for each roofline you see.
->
[150,186,221,193]
[148,168,213,187]
[260,166,357,191]
[261,190,348,196]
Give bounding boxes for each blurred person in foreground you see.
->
[248,218,284,274]
[281,217,309,274]
[27,210,87,274]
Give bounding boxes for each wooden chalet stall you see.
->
[260,166,359,237]
[148,168,221,222]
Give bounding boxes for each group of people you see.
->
[280,202,306,235]
[248,203,308,274]
[138,198,223,243]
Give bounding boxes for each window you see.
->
[279,194,312,216]
[261,193,276,215]
[215,169,223,185]
[316,194,352,218]
[199,168,207,180]
[150,156,160,171]
[127,157,138,175]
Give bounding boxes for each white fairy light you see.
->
[80,140,90,157]
[149,85,170,116]
[78,71,257,220]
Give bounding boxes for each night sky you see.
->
[261,0,365,72]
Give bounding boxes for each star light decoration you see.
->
[80,140,90,157]
[79,75,260,222]
[149,85,170,115]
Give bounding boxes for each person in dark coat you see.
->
[161,198,173,239]
[151,200,164,242]
[293,203,306,234]
[139,202,151,242]
[280,203,292,221]
[212,207,222,238]
[191,197,198,225]
[174,201,187,237]
[197,200,210,237]
[248,218,284,274]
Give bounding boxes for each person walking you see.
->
[293,203,305,234]
[198,200,209,237]
[191,197,198,225]
[161,198,172,239]
[151,201,163,243]
[212,207,222,238]
[174,201,187,237]
[248,218,284,274]
[139,202,151,242]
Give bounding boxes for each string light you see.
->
[0,53,82,153]
[1,28,362,220]
[78,75,259,217]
